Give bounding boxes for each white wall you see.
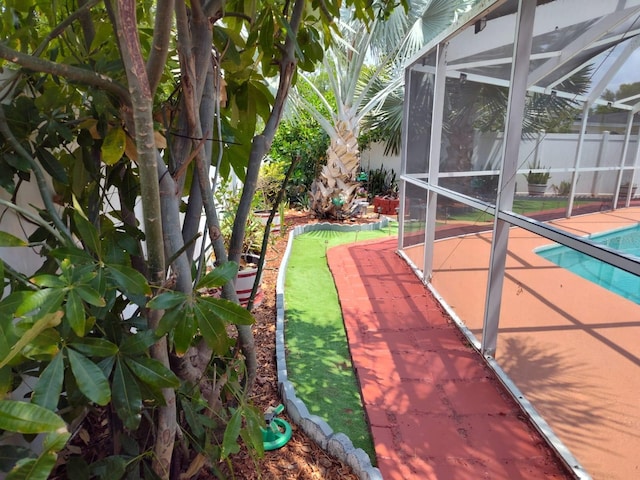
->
[0,180,50,278]
[360,142,401,174]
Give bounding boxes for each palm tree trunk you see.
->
[310,119,361,218]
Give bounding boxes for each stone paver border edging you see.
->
[275,219,390,480]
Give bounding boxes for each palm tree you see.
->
[294,0,476,218]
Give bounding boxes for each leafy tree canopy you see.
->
[0,0,404,478]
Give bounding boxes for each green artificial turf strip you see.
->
[284,222,398,461]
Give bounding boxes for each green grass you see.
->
[446,197,594,223]
[284,222,398,461]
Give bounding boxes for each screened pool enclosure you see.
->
[397,1,640,478]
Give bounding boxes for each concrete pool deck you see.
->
[328,239,573,479]
[426,207,640,479]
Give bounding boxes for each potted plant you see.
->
[215,181,266,308]
[525,160,551,196]
[369,166,399,214]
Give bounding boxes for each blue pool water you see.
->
[536,224,640,304]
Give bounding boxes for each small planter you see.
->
[527,183,548,196]
[373,196,399,215]
[235,254,264,309]
[254,210,280,234]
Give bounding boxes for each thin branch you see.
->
[316,0,334,22]
[0,108,73,243]
[0,44,131,106]
[247,155,299,310]
[0,198,65,244]
[146,0,175,95]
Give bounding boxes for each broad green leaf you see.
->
[173,309,196,355]
[0,312,62,369]
[36,147,69,185]
[199,297,255,325]
[32,352,64,411]
[0,291,29,316]
[75,285,106,307]
[42,429,71,453]
[242,404,265,457]
[6,454,56,480]
[124,356,179,389]
[97,356,116,379]
[221,408,242,459]
[155,307,183,337]
[66,348,111,406]
[73,210,101,256]
[196,262,239,289]
[49,247,94,264]
[14,289,64,317]
[20,328,60,360]
[30,274,65,288]
[119,329,157,356]
[112,359,142,430]
[71,263,98,285]
[69,338,118,357]
[0,400,66,433]
[4,151,30,172]
[101,126,126,165]
[179,396,204,440]
[7,429,69,480]
[106,264,151,298]
[193,302,228,355]
[146,291,187,310]
[0,232,27,247]
[65,290,86,337]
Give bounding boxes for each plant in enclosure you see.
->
[525,160,551,185]
[366,165,398,199]
[0,0,402,478]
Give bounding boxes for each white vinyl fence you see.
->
[473,131,640,196]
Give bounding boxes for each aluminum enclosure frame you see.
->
[398,1,640,478]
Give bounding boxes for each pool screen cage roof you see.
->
[400,0,640,346]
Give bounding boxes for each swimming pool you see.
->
[536,224,640,304]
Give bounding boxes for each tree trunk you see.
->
[113,2,175,477]
[310,118,361,218]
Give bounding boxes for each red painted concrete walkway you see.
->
[327,238,572,480]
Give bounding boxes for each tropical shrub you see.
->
[0,0,402,478]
